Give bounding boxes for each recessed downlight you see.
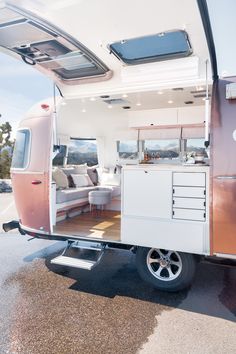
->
[168,100,173,104]
[90,97,96,101]
[81,108,86,113]
[122,94,128,98]
[108,104,113,109]
[157,91,163,95]
[136,102,142,106]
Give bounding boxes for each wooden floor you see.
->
[54,210,121,241]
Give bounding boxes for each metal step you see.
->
[50,241,105,270]
[51,255,97,270]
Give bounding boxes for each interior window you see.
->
[186,138,208,157]
[67,138,98,166]
[52,145,67,166]
[12,129,30,169]
[144,139,180,159]
[109,30,192,65]
[117,140,139,159]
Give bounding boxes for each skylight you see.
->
[109,30,192,65]
[0,5,110,82]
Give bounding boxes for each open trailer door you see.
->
[211,79,236,255]
[11,109,53,235]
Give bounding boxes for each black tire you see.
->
[136,247,197,292]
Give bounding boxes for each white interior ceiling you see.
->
[4,0,211,97]
[64,85,211,112]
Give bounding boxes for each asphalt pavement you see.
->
[0,194,236,354]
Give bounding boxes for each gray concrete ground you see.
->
[0,194,236,354]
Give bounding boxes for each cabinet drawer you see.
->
[173,197,205,210]
[173,186,205,198]
[173,172,205,187]
[173,208,206,221]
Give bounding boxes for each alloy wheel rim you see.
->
[147,248,182,282]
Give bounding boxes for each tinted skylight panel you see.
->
[109,30,192,65]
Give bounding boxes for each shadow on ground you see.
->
[3,242,236,354]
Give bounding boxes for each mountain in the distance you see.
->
[69,140,97,153]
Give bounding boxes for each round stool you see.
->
[88,190,112,214]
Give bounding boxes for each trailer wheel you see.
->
[136,247,197,292]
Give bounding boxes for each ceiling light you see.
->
[108,104,113,109]
[168,100,173,104]
[136,102,141,106]
[90,97,96,101]
[61,101,67,106]
[122,94,128,98]
[81,108,86,113]
[157,91,163,95]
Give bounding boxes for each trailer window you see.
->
[186,138,208,157]
[12,129,30,169]
[109,30,192,65]
[144,139,180,159]
[117,140,139,159]
[67,138,98,166]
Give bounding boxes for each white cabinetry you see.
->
[123,169,172,219]
[177,106,205,125]
[121,166,209,255]
[128,106,205,128]
[128,108,178,128]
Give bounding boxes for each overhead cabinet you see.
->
[128,106,205,128]
[128,108,178,128]
[177,106,205,125]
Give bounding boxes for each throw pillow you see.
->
[52,168,69,189]
[62,166,77,176]
[74,164,88,174]
[67,175,76,188]
[87,166,99,185]
[71,173,93,187]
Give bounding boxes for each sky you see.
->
[0,52,54,138]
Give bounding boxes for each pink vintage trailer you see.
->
[2,0,236,291]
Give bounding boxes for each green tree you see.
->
[0,122,14,179]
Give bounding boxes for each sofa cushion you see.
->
[71,173,93,187]
[61,166,77,176]
[87,166,98,185]
[74,164,88,174]
[67,175,76,188]
[56,186,97,203]
[52,168,68,189]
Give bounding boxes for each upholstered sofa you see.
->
[52,164,121,216]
